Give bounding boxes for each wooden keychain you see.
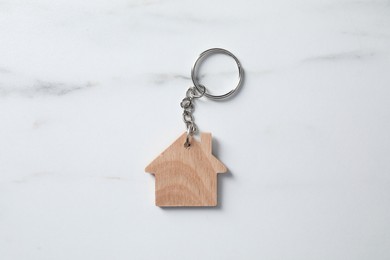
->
[145,48,244,207]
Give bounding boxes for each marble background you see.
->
[1,0,390,259]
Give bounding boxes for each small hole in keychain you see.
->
[181,48,244,148]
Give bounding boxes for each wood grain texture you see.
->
[145,132,227,207]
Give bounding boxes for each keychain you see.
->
[145,48,244,207]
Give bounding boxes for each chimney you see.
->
[200,133,212,153]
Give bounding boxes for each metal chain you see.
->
[180,85,205,148]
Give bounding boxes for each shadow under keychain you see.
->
[145,48,244,207]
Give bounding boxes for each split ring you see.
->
[191,48,244,100]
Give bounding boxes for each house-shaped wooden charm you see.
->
[145,132,227,207]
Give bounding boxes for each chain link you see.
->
[180,85,205,147]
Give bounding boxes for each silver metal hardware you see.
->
[191,48,244,100]
[181,48,244,147]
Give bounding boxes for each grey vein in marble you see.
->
[149,73,190,84]
[0,81,96,97]
[302,50,376,63]
[11,172,55,184]
[0,67,11,74]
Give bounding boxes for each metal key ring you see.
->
[191,48,244,100]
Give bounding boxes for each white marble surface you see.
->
[1,0,390,259]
